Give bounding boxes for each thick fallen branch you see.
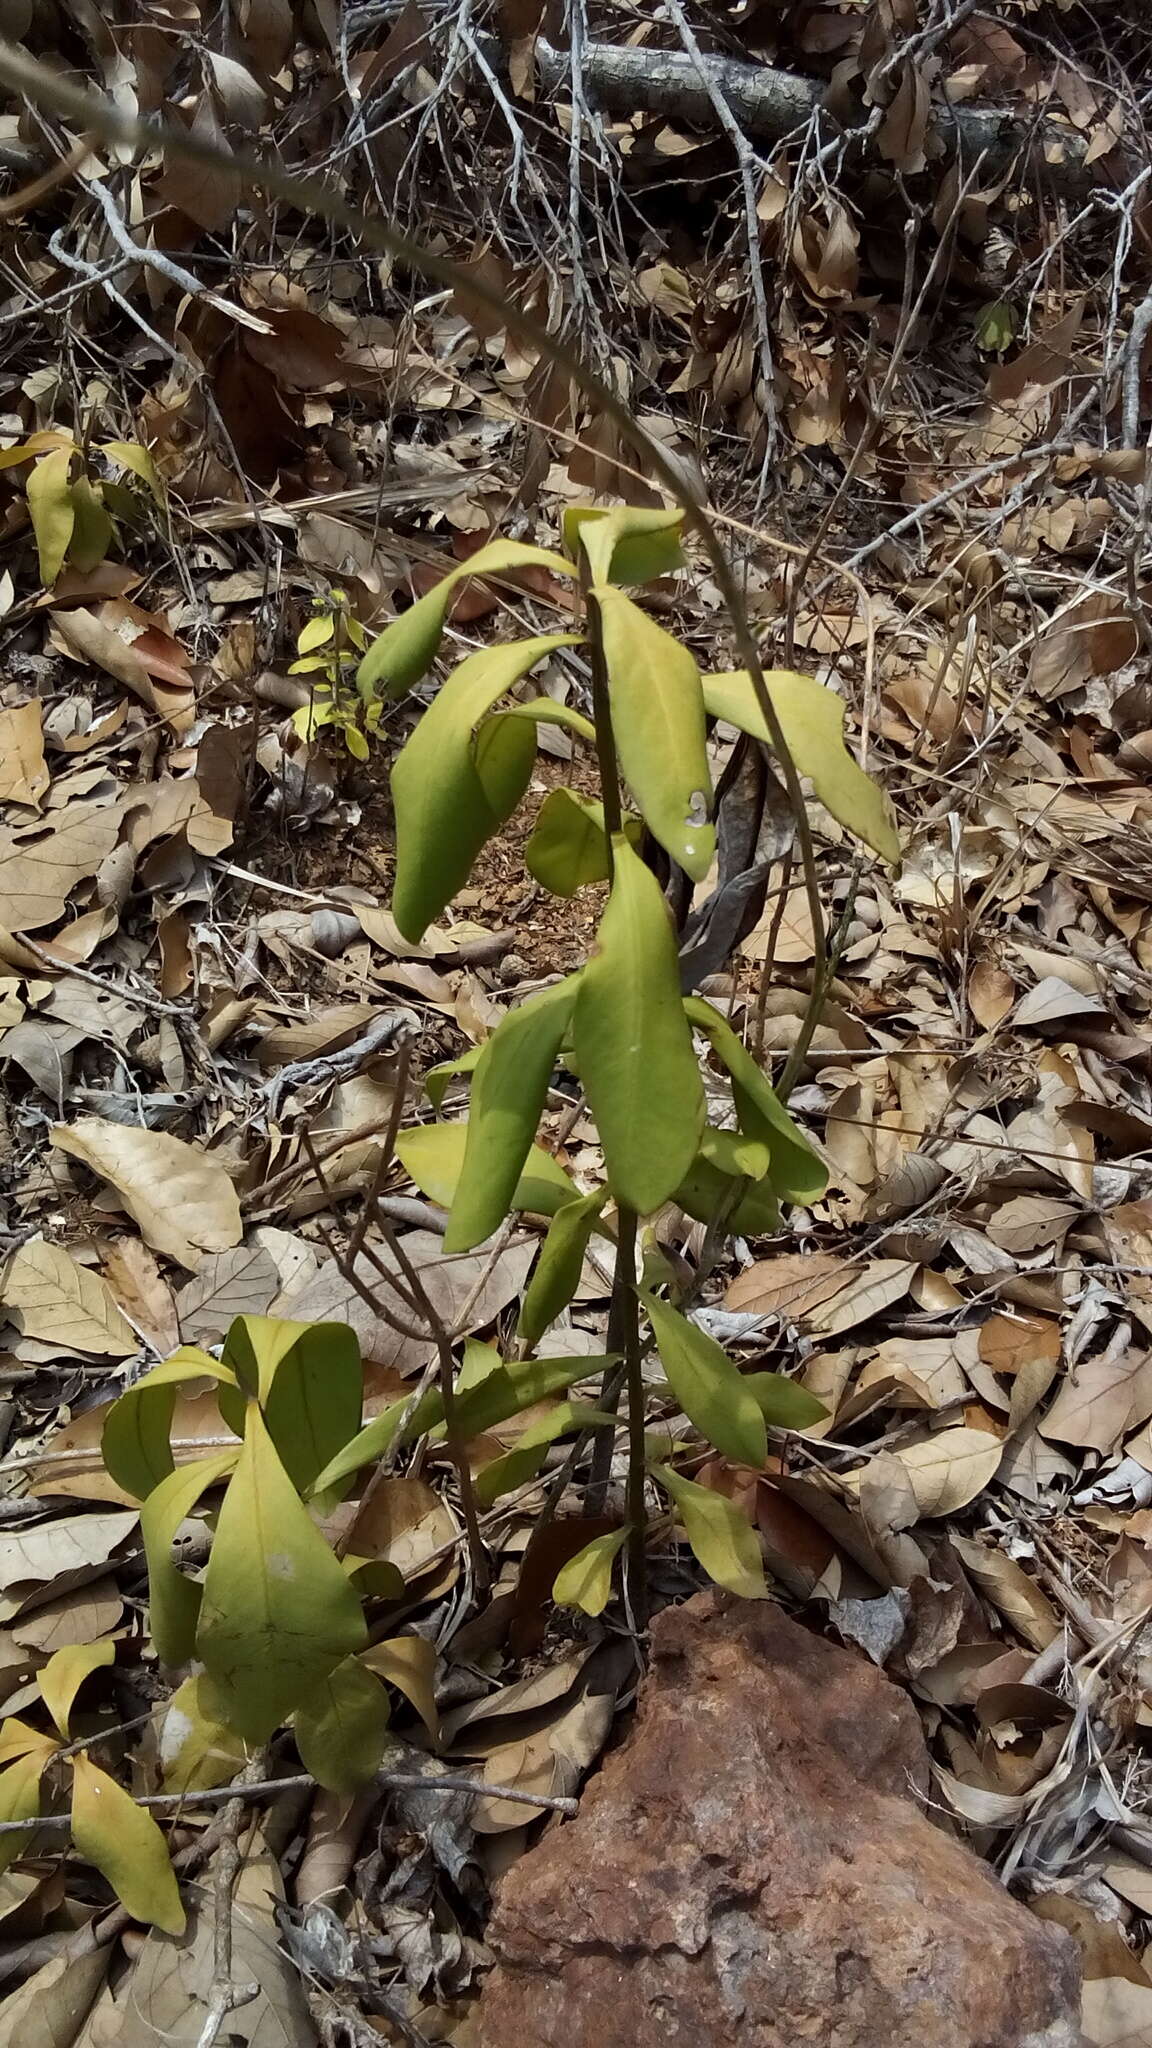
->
[525,36,1100,191]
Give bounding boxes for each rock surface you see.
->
[467,1592,1080,2047]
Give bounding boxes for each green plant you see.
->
[361,503,899,1612]
[0,429,165,587]
[288,586,376,759]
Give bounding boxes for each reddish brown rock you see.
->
[468,1592,1079,2048]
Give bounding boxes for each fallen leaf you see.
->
[175,1244,280,1344]
[0,703,49,808]
[1040,1346,1152,1453]
[0,804,121,932]
[51,1120,243,1271]
[726,1253,915,1335]
[847,1428,1004,1516]
[1,1238,135,1357]
[0,1510,137,1591]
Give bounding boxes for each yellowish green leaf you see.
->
[66,476,113,572]
[565,505,685,585]
[141,1450,239,1668]
[0,1752,50,1876]
[654,1464,769,1598]
[361,1635,439,1742]
[196,1406,367,1743]
[642,1290,766,1467]
[26,447,74,587]
[159,1673,247,1793]
[595,586,713,879]
[552,1525,629,1615]
[70,1754,185,1935]
[524,788,640,896]
[396,1119,576,1219]
[102,1346,239,1501]
[684,997,827,1202]
[390,634,577,940]
[446,976,580,1253]
[294,1657,390,1793]
[517,1186,609,1346]
[702,668,900,864]
[475,1401,612,1507]
[357,541,576,698]
[297,613,335,653]
[221,1316,362,1493]
[38,1640,115,1742]
[100,440,166,506]
[572,836,703,1212]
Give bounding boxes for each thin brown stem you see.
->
[617,1205,648,1628]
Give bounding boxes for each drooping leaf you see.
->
[565,505,686,586]
[100,439,166,506]
[475,1401,614,1507]
[572,836,704,1213]
[396,1120,577,1218]
[390,634,577,939]
[25,447,74,587]
[159,1674,247,1793]
[102,1347,239,1502]
[471,706,537,819]
[360,1635,439,1742]
[66,476,113,573]
[484,697,596,744]
[425,1045,482,1113]
[654,1464,769,1598]
[673,1130,781,1236]
[524,789,641,896]
[642,1290,766,1468]
[357,542,576,698]
[446,977,580,1253]
[595,585,713,879]
[196,1406,366,1743]
[744,1371,828,1429]
[702,668,900,864]
[517,1186,609,1346]
[552,1525,629,1615]
[38,1641,115,1743]
[141,1450,239,1668]
[221,1316,362,1493]
[293,1657,391,1794]
[684,997,827,1203]
[0,1752,51,1877]
[70,1754,185,1935]
[0,1719,61,1766]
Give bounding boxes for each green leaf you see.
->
[572,836,704,1213]
[744,1371,828,1430]
[38,1641,115,1743]
[66,476,113,572]
[396,1120,577,1219]
[294,1657,390,1793]
[159,1674,247,1793]
[357,542,576,698]
[524,789,641,896]
[641,1291,766,1468]
[564,506,686,585]
[298,613,335,653]
[552,1525,629,1615]
[197,1405,367,1743]
[26,447,74,587]
[517,1186,609,1346]
[653,1465,769,1599]
[70,1754,185,1935]
[446,977,580,1253]
[475,1401,613,1507]
[221,1316,363,1494]
[702,669,900,865]
[100,439,166,506]
[102,1347,239,1502]
[673,1141,782,1237]
[683,997,827,1203]
[595,585,713,880]
[141,1451,239,1668]
[485,697,596,744]
[974,300,1016,352]
[425,1045,482,1112]
[390,634,577,940]
[0,1752,50,1876]
[471,706,537,819]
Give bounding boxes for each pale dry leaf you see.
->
[345,1475,458,1583]
[27,1388,234,1506]
[847,1427,1005,1516]
[949,1534,1060,1651]
[0,702,49,808]
[102,1236,180,1354]
[1040,1347,1152,1453]
[0,1509,137,1591]
[175,1244,280,1344]
[51,1119,243,1272]
[0,1944,110,2045]
[0,803,122,932]
[1014,976,1107,1029]
[471,1685,616,1833]
[1,1237,135,1357]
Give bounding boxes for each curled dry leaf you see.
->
[51,1119,243,1271]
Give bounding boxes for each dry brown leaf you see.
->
[1014,976,1107,1030]
[27,1388,233,1505]
[1,1237,135,1356]
[1040,1346,1152,1452]
[979,1313,1062,1378]
[0,702,49,808]
[51,1119,243,1271]
[175,1244,280,1344]
[0,1509,137,1591]
[102,1236,180,1354]
[726,1253,915,1335]
[949,1534,1060,1651]
[471,1685,616,1833]
[345,1474,458,1583]
[0,803,121,932]
[0,1944,110,2044]
[847,1427,1005,1516]
[967,961,1016,1029]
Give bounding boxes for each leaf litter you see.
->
[0,2,1150,2042]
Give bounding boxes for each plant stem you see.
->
[617,1203,648,1628]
